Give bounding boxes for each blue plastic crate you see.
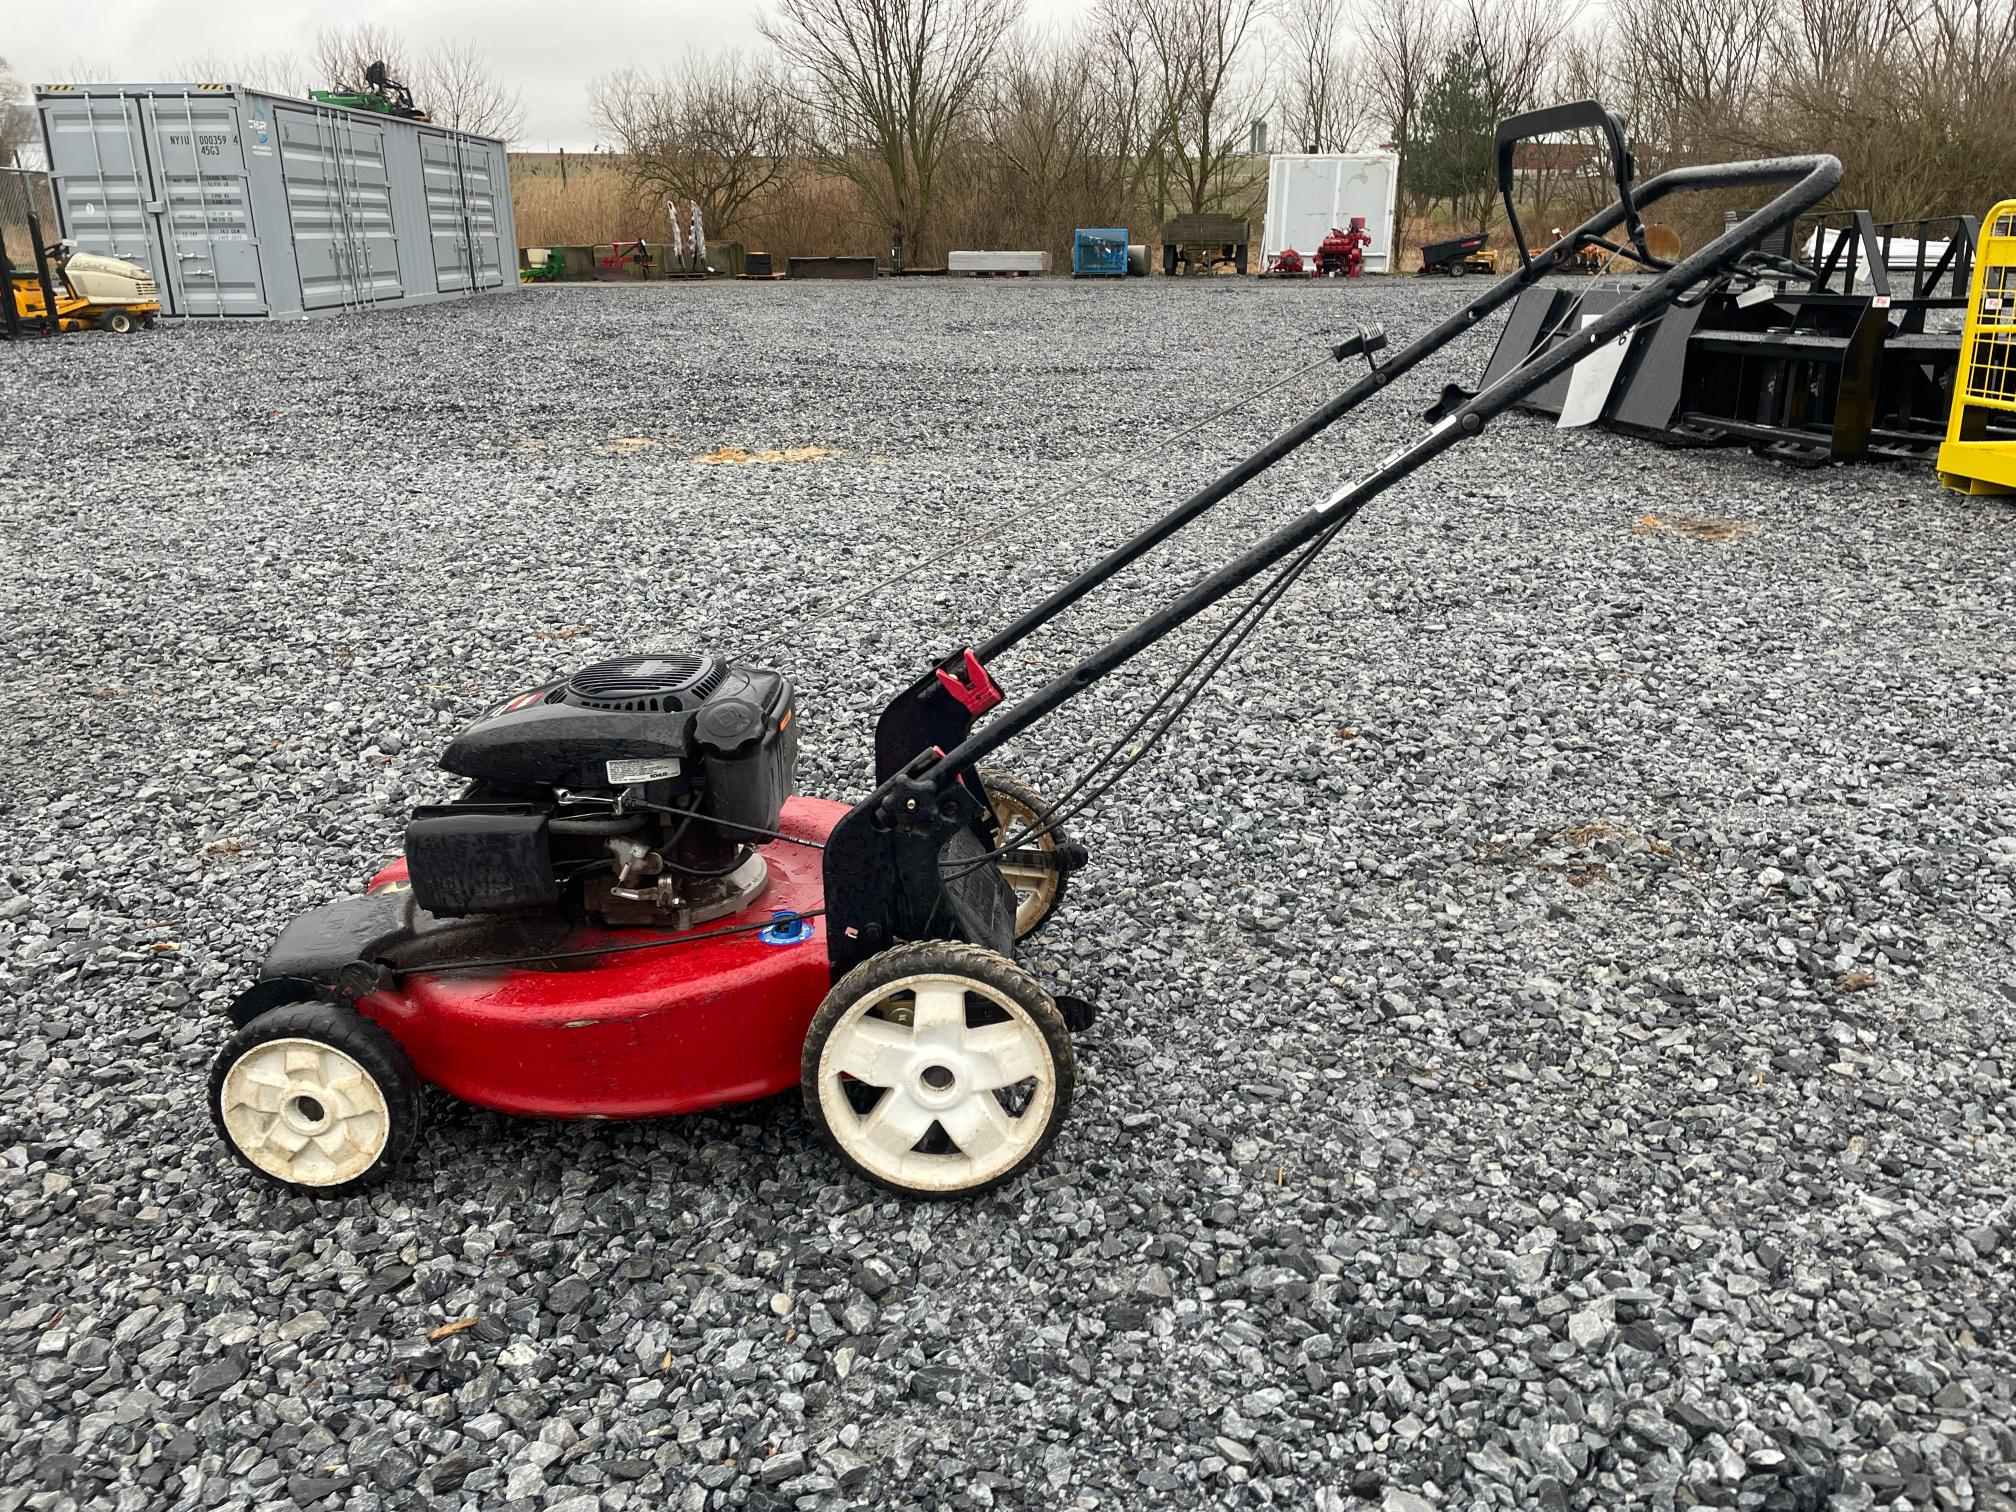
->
[1072,227,1129,278]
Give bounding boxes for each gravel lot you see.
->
[3,273,2014,1512]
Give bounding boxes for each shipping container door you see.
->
[40,90,166,291]
[420,132,477,292]
[459,141,506,288]
[276,108,404,309]
[143,93,267,315]
[334,117,404,301]
[276,107,357,309]
[1276,158,1342,262]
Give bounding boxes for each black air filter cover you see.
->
[565,653,726,712]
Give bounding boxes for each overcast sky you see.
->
[5,0,1078,151]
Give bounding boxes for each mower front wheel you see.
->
[803,941,1075,1198]
[209,1001,422,1196]
[980,768,1071,941]
[101,309,137,334]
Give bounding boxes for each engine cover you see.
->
[441,653,795,811]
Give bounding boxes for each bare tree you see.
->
[171,51,306,95]
[1,56,34,167]
[1143,0,1269,215]
[1418,0,1580,227]
[1610,0,1775,160]
[1360,0,1446,212]
[591,53,796,236]
[1459,0,1580,119]
[1274,0,1368,152]
[761,0,1023,259]
[312,25,417,94]
[1089,0,1170,212]
[1763,0,2016,217]
[419,40,526,140]
[983,33,1113,238]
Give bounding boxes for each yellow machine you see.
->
[9,242,161,334]
[1937,200,2016,496]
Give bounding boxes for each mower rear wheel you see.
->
[209,1001,421,1196]
[101,309,136,334]
[980,768,1069,941]
[803,941,1075,1197]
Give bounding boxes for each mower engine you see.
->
[407,652,798,929]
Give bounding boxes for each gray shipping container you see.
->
[34,83,517,320]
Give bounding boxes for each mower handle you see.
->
[1495,100,1644,272]
[872,135,1831,781]
[836,144,1842,969]
[923,151,1842,785]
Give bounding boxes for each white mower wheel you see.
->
[979,768,1070,942]
[209,1001,421,1196]
[803,941,1075,1197]
[101,310,136,334]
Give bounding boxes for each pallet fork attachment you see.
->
[832,109,1842,976]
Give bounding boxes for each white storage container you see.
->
[948,250,1049,274]
[1261,153,1400,274]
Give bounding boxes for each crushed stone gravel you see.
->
[2,274,2014,1511]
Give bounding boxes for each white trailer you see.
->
[1262,153,1400,274]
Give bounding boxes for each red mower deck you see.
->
[356,797,846,1119]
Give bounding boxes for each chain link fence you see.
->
[2,167,59,338]
[1,166,56,253]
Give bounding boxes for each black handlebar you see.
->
[1494,99,1647,271]
[922,148,1843,786]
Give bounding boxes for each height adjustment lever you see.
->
[934,649,1002,716]
[1333,325,1388,369]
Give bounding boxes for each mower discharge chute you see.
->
[208,104,1841,1199]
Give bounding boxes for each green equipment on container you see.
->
[311,61,428,121]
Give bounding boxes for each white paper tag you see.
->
[1558,318,1635,429]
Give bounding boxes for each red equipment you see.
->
[597,240,652,279]
[356,798,847,1118]
[1264,247,1306,276]
[204,98,1841,1206]
[1315,219,1372,278]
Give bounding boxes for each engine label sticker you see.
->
[607,757,683,785]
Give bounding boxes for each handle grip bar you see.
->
[1495,99,1646,271]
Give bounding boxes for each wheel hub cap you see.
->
[219,1038,391,1187]
[820,975,1055,1191]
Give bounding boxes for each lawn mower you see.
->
[8,237,159,334]
[207,103,1841,1200]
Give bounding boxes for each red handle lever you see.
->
[934,649,1002,716]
